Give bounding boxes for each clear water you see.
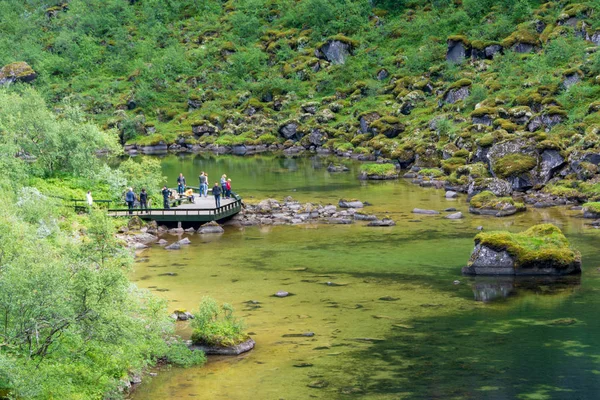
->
[130,154,600,400]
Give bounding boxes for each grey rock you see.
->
[367,218,396,227]
[445,212,463,219]
[178,237,191,245]
[198,222,225,234]
[274,291,290,298]
[353,213,378,221]
[338,200,364,209]
[165,242,181,250]
[318,40,351,65]
[412,208,440,215]
[446,40,470,63]
[445,190,458,199]
[443,86,470,104]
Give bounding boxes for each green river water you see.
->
[130,154,600,400]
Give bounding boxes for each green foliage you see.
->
[118,157,166,203]
[0,88,120,177]
[191,297,247,347]
[473,224,581,269]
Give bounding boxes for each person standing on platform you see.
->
[199,171,208,197]
[161,186,171,209]
[139,188,148,213]
[177,173,186,195]
[212,182,222,208]
[220,174,227,196]
[125,188,136,215]
[225,178,232,199]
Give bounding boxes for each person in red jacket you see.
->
[225,178,232,198]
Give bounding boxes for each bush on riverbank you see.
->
[191,297,248,347]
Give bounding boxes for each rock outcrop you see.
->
[0,62,37,85]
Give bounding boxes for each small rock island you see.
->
[463,224,581,276]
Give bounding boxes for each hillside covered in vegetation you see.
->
[4,0,600,200]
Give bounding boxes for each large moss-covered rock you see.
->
[462,224,581,276]
[0,62,37,85]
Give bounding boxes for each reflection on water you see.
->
[471,275,582,302]
[129,154,600,400]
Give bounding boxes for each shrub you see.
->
[191,297,247,347]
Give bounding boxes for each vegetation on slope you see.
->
[3,0,600,198]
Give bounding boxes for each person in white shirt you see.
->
[86,191,93,206]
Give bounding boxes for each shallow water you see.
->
[130,154,600,400]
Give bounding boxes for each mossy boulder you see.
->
[492,154,538,179]
[463,224,581,276]
[443,79,471,104]
[582,202,600,218]
[358,163,398,180]
[370,116,405,139]
[0,62,37,85]
[469,190,526,217]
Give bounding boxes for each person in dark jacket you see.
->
[212,182,222,208]
[125,187,136,215]
[161,186,171,209]
[177,173,186,195]
[139,188,148,213]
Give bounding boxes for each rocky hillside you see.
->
[3,0,600,200]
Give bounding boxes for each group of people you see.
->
[163,172,233,209]
[114,172,233,214]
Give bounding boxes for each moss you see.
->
[447,78,472,91]
[493,154,537,178]
[501,27,539,48]
[543,183,584,199]
[477,130,510,148]
[447,35,470,46]
[544,106,568,117]
[471,40,501,50]
[470,190,525,210]
[583,202,600,213]
[441,157,466,174]
[418,168,445,178]
[473,224,580,269]
[360,163,396,177]
[326,34,359,48]
[471,107,498,118]
[456,163,490,179]
[493,118,518,132]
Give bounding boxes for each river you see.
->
[129,153,600,400]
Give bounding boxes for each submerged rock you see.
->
[189,337,255,355]
[198,221,225,234]
[462,224,581,276]
[412,208,440,215]
[367,218,396,227]
[338,199,364,208]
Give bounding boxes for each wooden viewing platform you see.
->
[106,191,243,223]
